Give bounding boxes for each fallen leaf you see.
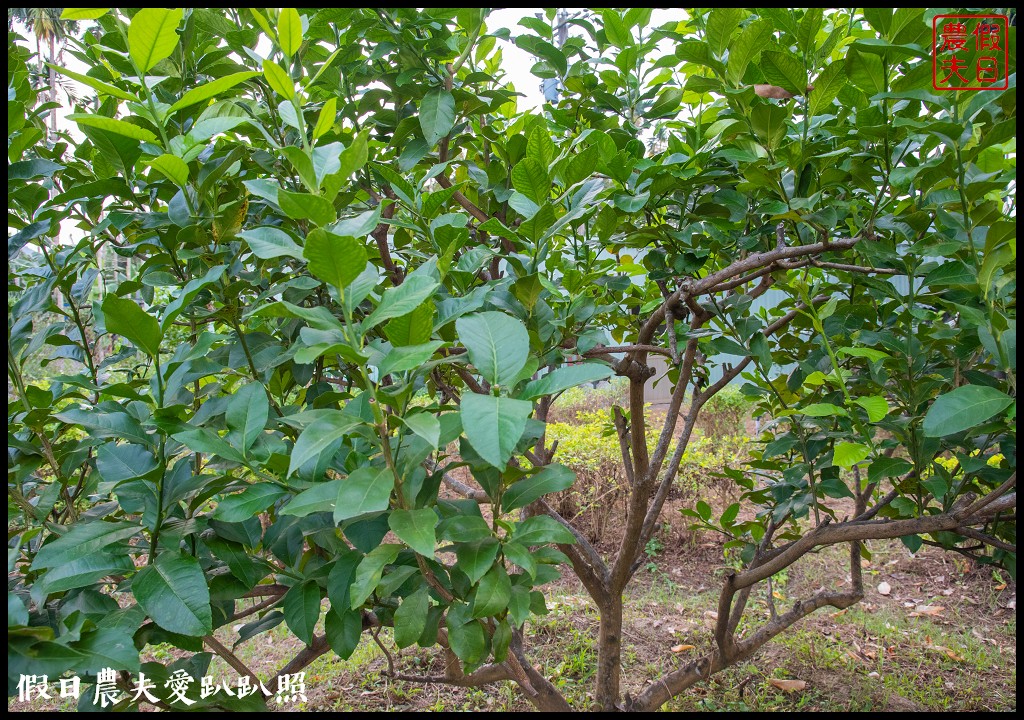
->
[994,582,1007,591]
[846,649,869,664]
[671,644,695,653]
[768,678,807,692]
[830,609,848,618]
[877,581,892,596]
[926,643,963,662]
[703,610,718,621]
[909,604,944,617]
[772,590,785,600]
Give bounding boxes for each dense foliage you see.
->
[8,7,1016,711]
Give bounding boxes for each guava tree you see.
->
[8,7,1016,712]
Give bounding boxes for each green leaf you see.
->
[601,9,630,48]
[279,189,336,226]
[393,587,430,648]
[389,508,438,558]
[282,146,317,192]
[158,263,223,331]
[501,541,536,579]
[514,515,576,546]
[613,191,649,213]
[837,347,890,362]
[492,617,512,662]
[66,114,157,143]
[226,383,269,453]
[147,154,188,187]
[62,8,110,20]
[173,427,245,464]
[283,581,320,646]
[169,71,260,113]
[502,464,575,512]
[846,48,884,95]
[403,412,441,449]
[74,627,140,674]
[442,515,492,542]
[706,8,747,57]
[277,7,303,57]
[385,301,434,346]
[720,503,740,527]
[750,104,789,150]
[9,159,63,179]
[32,521,139,570]
[287,412,359,477]
[362,275,439,331]
[281,479,343,517]
[472,564,511,618]
[853,395,889,422]
[799,403,847,417]
[456,311,530,388]
[56,408,151,447]
[102,295,162,357]
[248,7,277,41]
[454,539,499,584]
[214,484,285,523]
[923,260,977,287]
[325,607,363,660]
[923,385,1014,437]
[527,125,556,166]
[48,64,137,102]
[511,158,550,205]
[833,441,870,469]
[797,8,823,54]
[808,62,847,116]
[761,51,807,95]
[334,467,394,522]
[819,475,854,499]
[133,552,212,636]
[337,129,370,182]
[263,59,295,100]
[349,544,401,609]
[313,97,337,141]
[868,457,913,485]
[647,87,683,119]
[39,554,134,594]
[304,229,367,291]
[521,363,613,400]
[128,8,183,73]
[239,227,304,260]
[461,393,532,469]
[727,18,772,85]
[447,613,487,665]
[695,500,712,522]
[325,549,362,611]
[420,88,455,147]
[97,443,156,484]
[378,341,444,377]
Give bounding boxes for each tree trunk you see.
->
[594,595,623,710]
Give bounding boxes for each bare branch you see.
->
[229,594,282,622]
[243,584,289,598]
[612,406,635,487]
[204,635,267,694]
